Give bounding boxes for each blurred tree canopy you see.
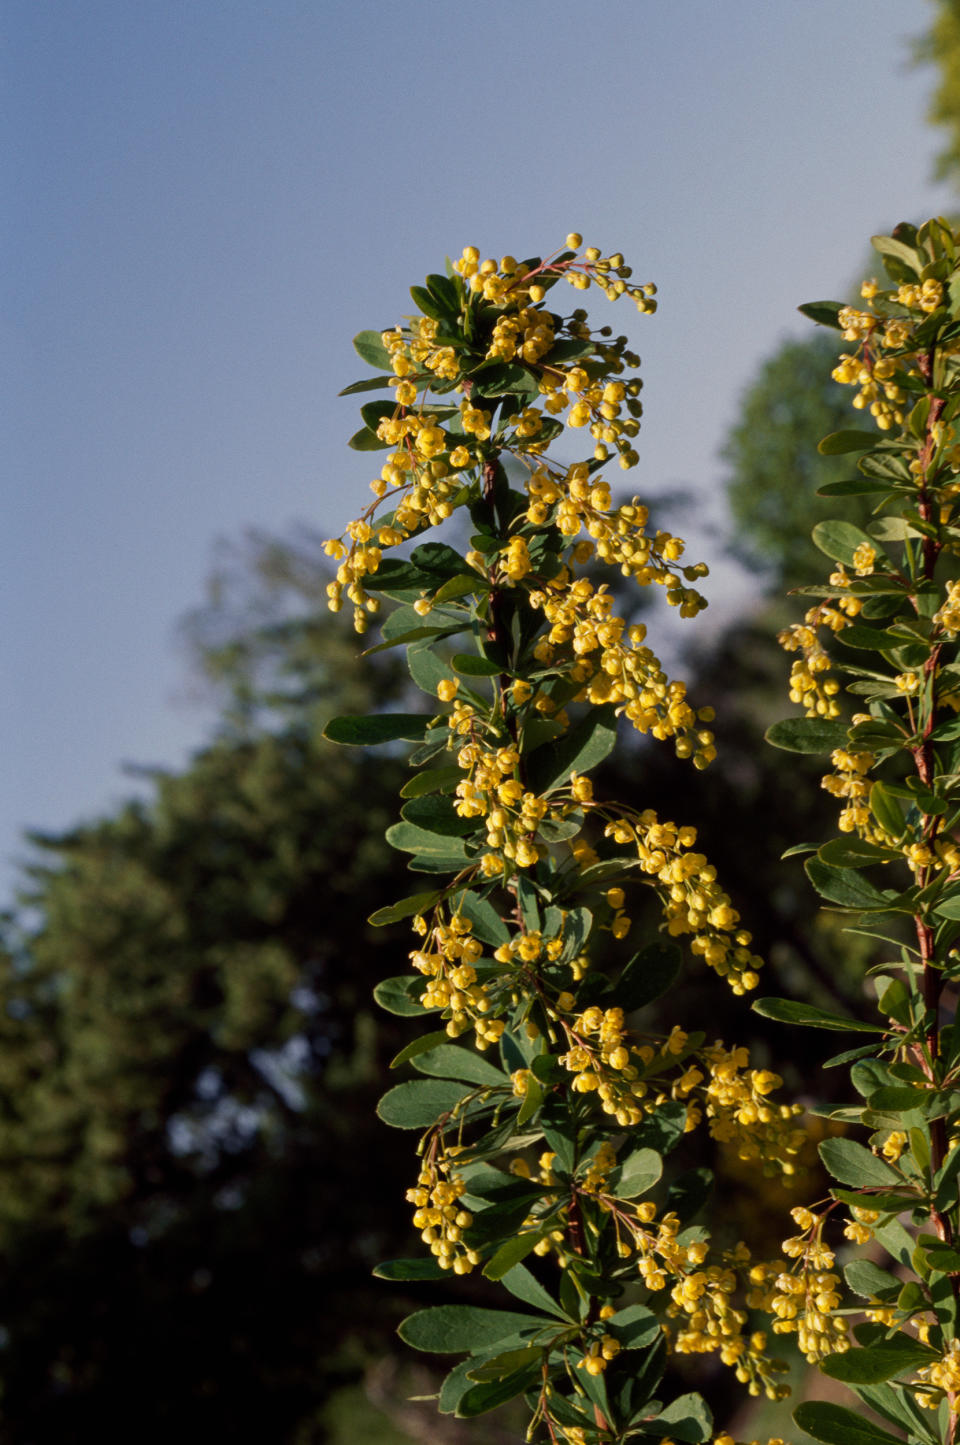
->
[0,533,421,1442]
[916,0,960,185]
[721,330,862,590]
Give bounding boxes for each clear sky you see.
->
[4,0,956,895]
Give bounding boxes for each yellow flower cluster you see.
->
[821,745,876,835]
[603,811,762,992]
[530,576,715,763]
[712,1437,789,1445]
[585,1199,788,1399]
[558,1004,650,1127]
[935,578,960,637]
[912,1339,960,1414]
[818,722,960,875]
[577,1332,622,1375]
[670,1273,790,1401]
[323,235,681,634]
[486,303,556,365]
[406,1153,480,1274]
[409,911,503,1046]
[453,237,657,315]
[830,275,946,433]
[524,464,708,607]
[831,348,906,431]
[749,1206,850,1363]
[452,735,556,871]
[689,1044,805,1176]
[777,606,848,719]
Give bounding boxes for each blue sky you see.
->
[4,0,956,894]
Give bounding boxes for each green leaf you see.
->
[812,518,885,563]
[606,1303,659,1349]
[390,1029,452,1068]
[751,997,884,1033]
[821,1336,936,1384]
[373,975,429,1016]
[799,300,843,329]
[377,1078,473,1129]
[858,449,914,483]
[413,1044,508,1087]
[819,1137,901,1188]
[867,1085,926,1113]
[353,329,392,369]
[875,1216,919,1267]
[844,1258,902,1299]
[934,893,960,920]
[628,1100,688,1156]
[667,1167,713,1223]
[400,796,474,838]
[870,782,905,839]
[516,1072,545,1126]
[916,1235,960,1273]
[457,1372,535,1418]
[482,1233,541,1281]
[451,653,503,676]
[466,1345,541,1382]
[870,514,928,542]
[647,1391,713,1443]
[380,600,466,643]
[438,1357,480,1414]
[385,821,469,861]
[805,858,892,909]
[426,272,461,313]
[526,705,618,794]
[617,941,682,1011]
[339,373,394,396]
[817,477,896,496]
[398,1304,554,1354]
[368,890,444,926]
[399,765,462,799]
[458,1360,542,1417]
[765,717,850,753]
[323,712,429,745]
[855,1382,941,1442]
[614,1147,662,1199]
[454,890,510,945]
[832,1185,921,1212]
[793,1400,913,1445]
[410,283,449,321]
[348,425,389,451]
[543,338,596,363]
[837,625,904,651]
[406,641,457,698]
[469,360,538,397]
[819,837,899,867]
[434,573,479,604]
[817,431,881,456]
[499,1264,569,1319]
[373,1256,448,1281]
[871,231,920,277]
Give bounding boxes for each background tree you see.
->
[915,0,960,187]
[0,534,423,1443]
[722,331,861,591]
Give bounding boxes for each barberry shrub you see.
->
[323,238,801,1445]
[764,217,960,1445]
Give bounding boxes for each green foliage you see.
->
[324,238,803,1444]
[721,332,864,588]
[768,217,960,1444]
[914,0,960,187]
[0,569,419,1439]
